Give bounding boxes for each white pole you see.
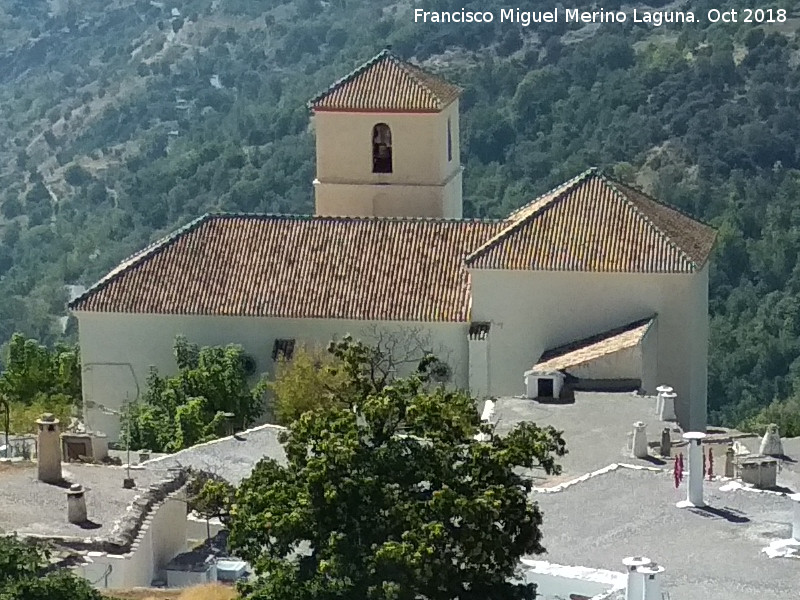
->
[677,432,706,508]
[622,556,651,600]
[638,564,666,600]
[790,493,800,542]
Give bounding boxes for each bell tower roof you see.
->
[309,48,462,113]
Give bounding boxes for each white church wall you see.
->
[314,101,460,185]
[469,265,708,430]
[76,313,468,441]
[314,170,462,219]
[312,102,463,218]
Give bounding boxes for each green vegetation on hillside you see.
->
[2,0,800,427]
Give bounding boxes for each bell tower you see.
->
[309,49,463,219]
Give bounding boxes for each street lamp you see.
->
[84,398,135,488]
[81,362,139,488]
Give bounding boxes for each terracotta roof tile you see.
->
[466,169,716,273]
[309,49,462,113]
[69,215,503,322]
[533,318,655,372]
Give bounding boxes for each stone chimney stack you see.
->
[660,391,677,421]
[37,413,62,484]
[67,483,88,524]
[632,422,649,459]
[622,556,651,600]
[677,431,706,508]
[655,385,672,417]
[638,563,666,600]
[759,423,784,457]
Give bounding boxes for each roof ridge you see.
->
[466,168,597,266]
[504,167,597,221]
[607,176,716,230]
[68,214,213,310]
[597,172,697,271]
[205,211,506,224]
[307,49,391,108]
[396,56,452,110]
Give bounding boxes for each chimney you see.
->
[67,483,88,524]
[659,391,677,421]
[632,422,648,459]
[655,385,673,417]
[724,446,736,478]
[622,556,651,600]
[36,413,62,484]
[659,428,671,458]
[677,431,706,508]
[790,493,800,542]
[759,423,784,457]
[637,563,666,600]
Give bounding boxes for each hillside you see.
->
[2,0,800,427]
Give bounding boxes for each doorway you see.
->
[538,378,554,398]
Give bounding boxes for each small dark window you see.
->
[537,378,554,398]
[272,339,295,361]
[446,117,452,162]
[372,123,392,173]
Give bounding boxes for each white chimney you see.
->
[659,391,677,421]
[637,563,666,600]
[655,385,672,416]
[677,431,706,508]
[36,413,62,484]
[759,423,784,457]
[632,422,649,459]
[67,483,88,524]
[622,556,651,600]
[790,493,800,542]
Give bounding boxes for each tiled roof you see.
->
[466,169,716,273]
[533,317,655,372]
[69,215,503,322]
[309,49,462,113]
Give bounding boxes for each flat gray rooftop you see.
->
[142,423,287,484]
[0,461,170,539]
[490,392,681,484]
[532,467,798,600]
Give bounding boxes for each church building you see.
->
[69,50,716,440]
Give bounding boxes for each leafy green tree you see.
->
[0,536,103,600]
[124,336,267,452]
[267,345,349,426]
[186,468,237,528]
[0,333,81,406]
[229,338,566,600]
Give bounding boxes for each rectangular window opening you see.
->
[272,339,296,361]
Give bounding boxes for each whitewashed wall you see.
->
[76,313,468,441]
[312,101,462,218]
[470,266,709,430]
[72,489,187,589]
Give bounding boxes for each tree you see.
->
[268,345,348,426]
[124,336,267,452]
[0,334,81,434]
[229,338,567,600]
[186,468,237,528]
[0,536,103,600]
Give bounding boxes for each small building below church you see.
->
[69,50,716,439]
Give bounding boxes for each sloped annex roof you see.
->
[69,215,504,322]
[533,317,655,372]
[309,49,462,113]
[466,168,716,273]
